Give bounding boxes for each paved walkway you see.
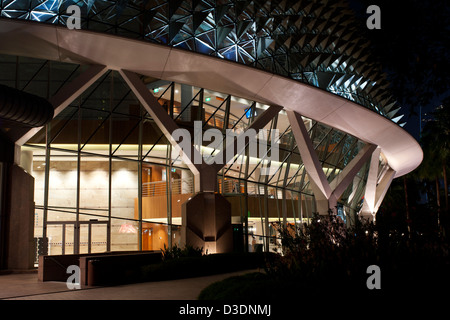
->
[0,269,258,300]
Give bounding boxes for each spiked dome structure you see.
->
[0,0,402,123]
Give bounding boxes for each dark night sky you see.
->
[348,0,450,142]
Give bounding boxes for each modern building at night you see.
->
[0,0,422,271]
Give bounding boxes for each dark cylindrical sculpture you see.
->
[0,84,54,127]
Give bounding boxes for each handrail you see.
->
[142,178,193,197]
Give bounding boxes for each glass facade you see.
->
[0,54,387,260]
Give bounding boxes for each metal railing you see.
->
[142,177,194,197]
[221,179,267,195]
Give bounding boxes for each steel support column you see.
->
[288,110,378,215]
[361,167,396,221]
[287,110,332,199]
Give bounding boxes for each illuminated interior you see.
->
[11,66,372,259]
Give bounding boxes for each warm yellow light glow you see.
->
[23,144,342,175]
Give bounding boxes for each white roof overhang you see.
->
[0,19,422,177]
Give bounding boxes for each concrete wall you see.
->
[32,159,140,253]
[181,192,233,254]
[5,164,35,270]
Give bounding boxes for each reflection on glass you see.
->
[16,68,369,256]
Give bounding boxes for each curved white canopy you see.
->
[0,19,422,177]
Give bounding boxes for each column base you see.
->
[181,192,233,254]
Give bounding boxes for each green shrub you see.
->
[199,214,450,299]
[161,243,203,261]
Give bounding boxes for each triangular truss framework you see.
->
[17,61,380,216]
